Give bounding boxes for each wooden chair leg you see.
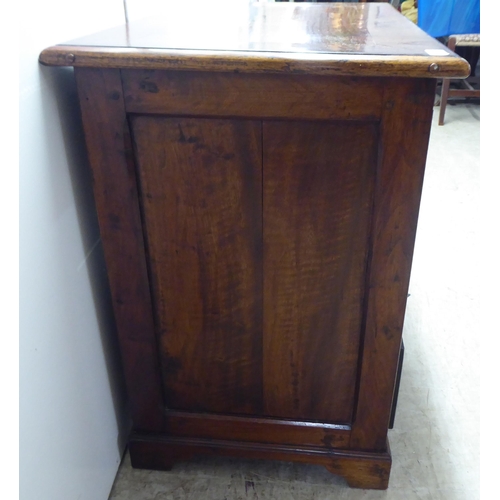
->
[438,78,451,126]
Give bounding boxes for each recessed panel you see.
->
[263,120,378,424]
[131,116,263,415]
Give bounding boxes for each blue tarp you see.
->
[418,0,480,38]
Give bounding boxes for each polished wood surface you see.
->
[70,69,433,487]
[74,68,164,431]
[263,120,377,424]
[349,78,436,451]
[164,411,351,449]
[40,3,445,489]
[121,70,384,121]
[54,3,455,55]
[131,116,263,416]
[39,3,469,78]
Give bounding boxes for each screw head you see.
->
[65,53,76,64]
[429,63,440,73]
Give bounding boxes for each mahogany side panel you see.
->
[121,70,384,121]
[263,120,378,424]
[130,116,263,416]
[350,78,436,451]
[74,68,164,431]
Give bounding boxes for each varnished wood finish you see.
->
[39,47,470,80]
[350,78,436,451]
[40,2,467,490]
[47,3,451,56]
[74,68,164,431]
[122,70,384,121]
[129,434,391,490]
[165,411,351,449]
[263,121,378,423]
[39,4,469,78]
[131,116,263,416]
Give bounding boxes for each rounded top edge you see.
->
[39,45,471,80]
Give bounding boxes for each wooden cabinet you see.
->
[40,2,468,490]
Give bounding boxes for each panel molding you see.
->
[129,433,392,490]
[165,410,351,449]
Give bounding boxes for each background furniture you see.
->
[39,2,468,490]
[439,34,480,125]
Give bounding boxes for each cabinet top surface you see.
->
[39,2,469,78]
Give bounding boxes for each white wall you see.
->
[19,1,254,498]
[19,1,130,499]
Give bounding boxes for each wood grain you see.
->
[263,120,378,424]
[74,68,164,431]
[50,3,451,56]
[42,2,444,488]
[39,3,469,78]
[350,78,436,451]
[130,116,263,416]
[40,46,469,79]
[122,70,384,121]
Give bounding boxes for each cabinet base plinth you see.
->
[129,433,391,490]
